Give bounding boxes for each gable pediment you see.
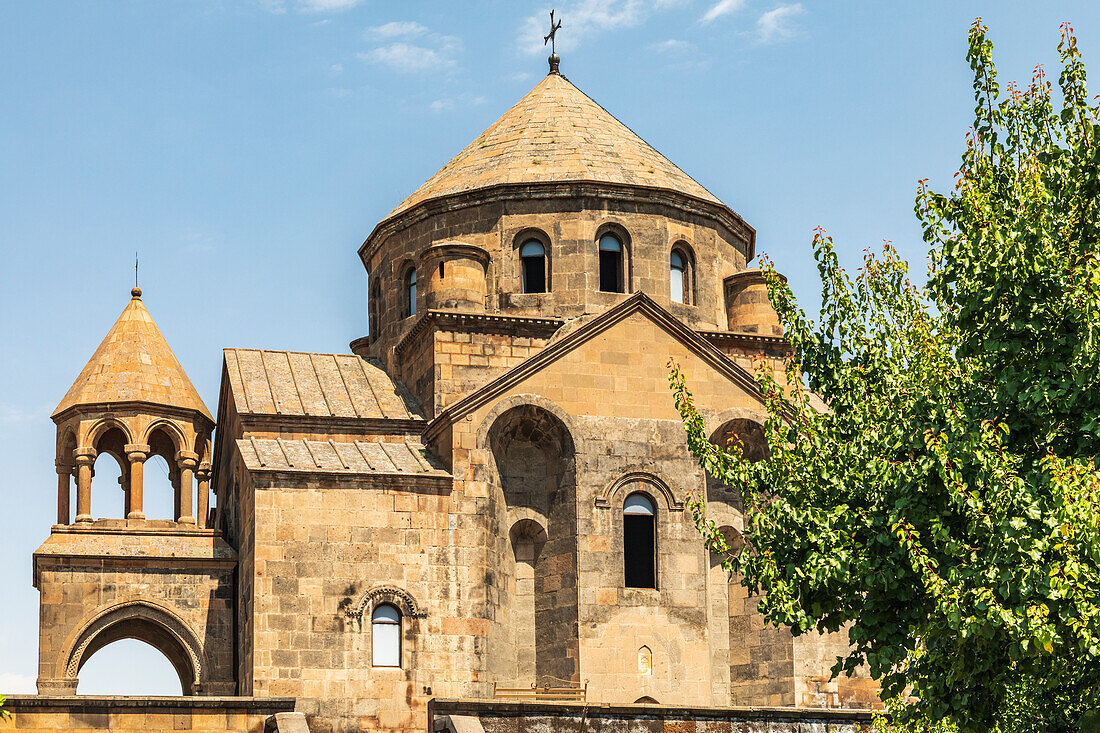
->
[427,293,767,437]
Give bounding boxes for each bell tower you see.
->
[52,287,215,526]
[35,287,237,696]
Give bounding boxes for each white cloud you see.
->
[517,1,679,56]
[429,94,488,114]
[650,39,693,53]
[298,0,363,12]
[331,63,343,73]
[366,21,429,39]
[360,23,461,74]
[756,3,805,43]
[0,672,37,694]
[259,0,362,13]
[700,0,745,24]
[360,42,460,73]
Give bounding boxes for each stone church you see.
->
[10,55,879,733]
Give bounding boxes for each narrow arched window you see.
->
[520,240,547,293]
[670,250,686,303]
[599,234,624,293]
[623,493,656,589]
[369,275,381,339]
[371,604,401,667]
[405,269,417,318]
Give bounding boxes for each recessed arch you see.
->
[707,415,769,513]
[475,394,580,455]
[59,600,204,695]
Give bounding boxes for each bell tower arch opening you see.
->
[88,425,130,520]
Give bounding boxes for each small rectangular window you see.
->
[599,250,623,293]
[372,621,400,667]
[523,257,546,293]
[624,514,656,588]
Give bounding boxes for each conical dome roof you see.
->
[385,72,724,221]
[53,289,212,421]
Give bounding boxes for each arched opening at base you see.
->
[76,638,186,695]
[75,615,195,694]
[64,603,203,696]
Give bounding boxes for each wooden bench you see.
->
[492,683,587,701]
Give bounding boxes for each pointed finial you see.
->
[544,9,562,74]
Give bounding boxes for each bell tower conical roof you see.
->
[384,72,725,222]
[52,288,212,421]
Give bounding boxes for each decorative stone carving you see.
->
[346,585,428,621]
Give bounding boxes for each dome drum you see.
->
[420,242,490,312]
[723,269,784,337]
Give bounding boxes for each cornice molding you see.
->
[394,310,564,356]
[359,180,756,266]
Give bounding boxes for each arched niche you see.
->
[59,600,204,695]
[705,409,769,513]
[482,398,579,687]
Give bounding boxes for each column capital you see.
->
[125,443,151,462]
[54,458,73,474]
[74,449,96,466]
[196,463,212,480]
[176,450,199,470]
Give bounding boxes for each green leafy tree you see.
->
[671,19,1100,732]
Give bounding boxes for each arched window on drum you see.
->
[404,269,417,318]
[520,240,547,293]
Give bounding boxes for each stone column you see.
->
[74,448,96,524]
[176,450,199,525]
[125,444,150,520]
[196,463,212,529]
[55,459,72,525]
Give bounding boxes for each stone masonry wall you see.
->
[242,472,487,733]
[0,696,295,733]
[429,700,874,733]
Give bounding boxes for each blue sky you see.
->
[2,0,1099,695]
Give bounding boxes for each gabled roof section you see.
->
[425,292,764,439]
[386,73,723,221]
[237,437,448,477]
[53,290,212,421]
[223,348,424,421]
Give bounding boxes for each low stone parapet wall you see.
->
[430,699,875,733]
[0,695,296,732]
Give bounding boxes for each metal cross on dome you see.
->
[544,9,562,55]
